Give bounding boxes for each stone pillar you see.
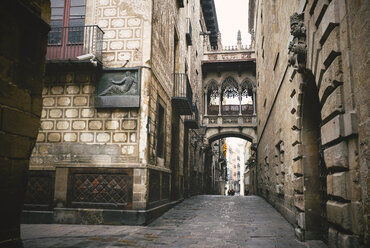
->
[218,88,222,116]
[253,87,256,115]
[237,30,242,50]
[0,1,50,246]
[54,167,69,207]
[132,168,148,210]
[239,86,242,115]
[204,89,208,116]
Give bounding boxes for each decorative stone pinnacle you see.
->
[237,30,241,41]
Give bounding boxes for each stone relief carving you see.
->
[222,117,238,124]
[95,68,141,108]
[288,13,307,73]
[99,71,138,96]
[243,117,252,123]
[208,117,218,124]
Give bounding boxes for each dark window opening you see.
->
[156,103,165,158]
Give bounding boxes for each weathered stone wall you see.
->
[27,0,208,219]
[0,0,50,246]
[31,67,139,166]
[254,0,299,224]
[29,0,152,213]
[255,0,369,246]
[88,0,151,68]
[148,0,206,200]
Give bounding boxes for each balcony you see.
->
[208,104,254,115]
[172,73,193,115]
[184,104,199,129]
[203,115,257,127]
[186,18,192,46]
[46,25,104,63]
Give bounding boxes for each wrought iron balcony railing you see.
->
[172,73,193,115]
[186,18,192,46]
[184,103,199,129]
[46,25,104,63]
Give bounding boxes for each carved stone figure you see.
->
[290,13,306,38]
[99,71,137,96]
[288,12,307,73]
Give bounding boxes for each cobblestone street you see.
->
[22,195,326,248]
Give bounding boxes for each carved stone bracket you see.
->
[288,13,307,73]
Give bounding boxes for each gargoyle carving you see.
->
[288,12,307,73]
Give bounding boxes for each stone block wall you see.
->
[32,67,139,165]
[88,0,151,68]
[254,0,369,247]
[29,65,147,209]
[26,0,209,221]
[0,0,50,246]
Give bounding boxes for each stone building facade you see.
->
[23,0,218,225]
[252,0,369,247]
[0,1,50,247]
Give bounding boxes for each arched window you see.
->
[221,77,239,115]
[206,80,219,115]
[241,79,254,114]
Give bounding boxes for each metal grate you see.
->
[46,25,104,62]
[162,173,170,200]
[70,171,132,209]
[149,170,160,203]
[24,171,55,210]
[172,73,193,115]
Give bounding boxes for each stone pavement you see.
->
[22,195,327,248]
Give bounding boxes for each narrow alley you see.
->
[22,195,326,248]
[1,0,368,247]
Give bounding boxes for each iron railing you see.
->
[46,25,104,62]
[173,73,193,103]
[184,103,199,129]
[172,73,193,115]
[186,18,192,45]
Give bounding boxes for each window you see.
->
[49,0,86,45]
[156,102,165,158]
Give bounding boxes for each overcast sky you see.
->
[214,0,251,47]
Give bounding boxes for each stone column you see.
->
[253,87,256,115]
[54,167,69,208]
[239,86,242,115]
[218,87,222,116]
[204,89,208,116]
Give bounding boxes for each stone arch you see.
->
[206,128,257,145]
[241,78,255,96]
[220,76,240,115]
[205,79,219,95]
[205,79,220,90]
[292,72,326,241]
[204,79,220,115]
[219,73,241,86]
[221,76,239,98]
[240,78,256,115]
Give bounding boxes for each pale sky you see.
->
[214,0,251,47]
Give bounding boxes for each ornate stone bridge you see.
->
[203,114,257,144]
[201,39,257,145]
